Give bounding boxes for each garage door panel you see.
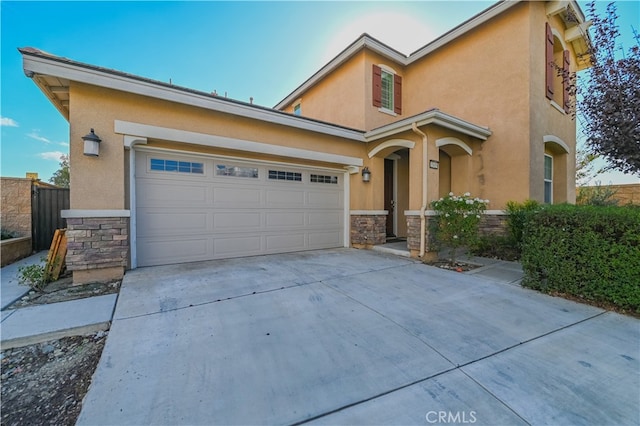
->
[138,237,210,266]
[265,189,305,207]
[213,212,261,230]
[307,191,343,208]
[266,211,305,227]
[137,183,209,207]
[308,211,342,227]
[137,211,209,235]
[265,233,306,251]
[214,236,262,257]
[136,153,345,267]
[309,231,343,247]
[213,187,262,207]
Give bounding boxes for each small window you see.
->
[293,103,301,116]
[150,158,204,174]
[381,70,394,111]
[216,165,258,178]
[544,155,553,203]
[268,170,302,181]
[310,174,338,184]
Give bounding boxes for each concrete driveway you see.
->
[77,249,639,425]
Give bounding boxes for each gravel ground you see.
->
[1,277,120,425]
[1,332,107,426]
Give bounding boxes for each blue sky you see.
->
[1,0,638,185]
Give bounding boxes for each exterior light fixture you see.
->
[362,166,371,182]
[82,128,101,157]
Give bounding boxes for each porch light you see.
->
[362,166,371,182]
[82,129,101,157]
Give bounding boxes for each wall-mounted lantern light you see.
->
[429,160,439,169]
[82,129,101,157]
[361,166,371,182]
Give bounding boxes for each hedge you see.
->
[521,204,640,314]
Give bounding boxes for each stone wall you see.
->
[350,214,386,246]
[0,178,32,237]
[0,237,33,267]
[65,217,129,283]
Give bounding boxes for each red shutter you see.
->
[372,64,382,107]
[393,74,402,115]
[545,22,554,99]
[563,50,571,113]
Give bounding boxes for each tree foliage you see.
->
[580,2,640,175]
[49,154,69,188]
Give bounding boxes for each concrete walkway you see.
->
[77,248,639,425]
[0,253,117,350]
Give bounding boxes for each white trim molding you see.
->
[114,120,364,167]
[350,210,389,215]
[368,139,415,158]
[543,135,571,154]
[61,209,130,218]
[435,137,473,156]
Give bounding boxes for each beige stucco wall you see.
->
[69,82,372,211]
[282,51,368,130]
[279,1,581,209]
[0,178,32,237]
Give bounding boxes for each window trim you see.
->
[544,154,553,204]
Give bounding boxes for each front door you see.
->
[384,159,395,237]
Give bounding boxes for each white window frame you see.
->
[544,154,553,203]
[380,69,394,112]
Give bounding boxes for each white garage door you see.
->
[135,151,345,267]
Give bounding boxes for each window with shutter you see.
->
[373,64,402,115]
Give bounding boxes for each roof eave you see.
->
[365,110,492,142]
[21,49,366,143]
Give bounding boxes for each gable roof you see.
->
[274,0,591,110]
[19,47,365,142]
[21,47,492,143]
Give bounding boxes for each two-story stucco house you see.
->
[20,0,591,284]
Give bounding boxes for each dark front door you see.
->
[384,159,394,237]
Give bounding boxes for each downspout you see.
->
[411,123,428,257]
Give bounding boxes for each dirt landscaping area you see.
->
[1,276,119,425]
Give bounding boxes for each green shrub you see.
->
[471,234,520,261]
[521,204,640,314]
[431,192,488,263]
[18,261,49,292]
[576,183,619,206]
[1,229,17,240]
[505,199,541,250]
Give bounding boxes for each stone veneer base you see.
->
[350,215,387,246]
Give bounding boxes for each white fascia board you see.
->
[22,54,364,143]
[274,35,408,110]
[365,110,491,141]
[115,120,363,167]
[408,1,518,63]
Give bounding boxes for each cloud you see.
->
[1,117,19,127]
[38,151,66,161]
[28,132,51,144]
[58,142,69,147]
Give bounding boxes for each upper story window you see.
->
[293,103,301,116]
[545,22,571,113]
[372,64,402,115]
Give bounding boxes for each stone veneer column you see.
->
[62,211,130,284]
[350,211,387,248]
